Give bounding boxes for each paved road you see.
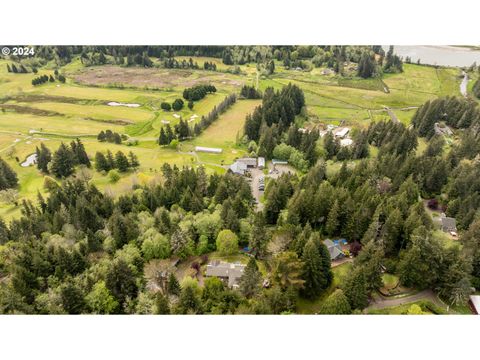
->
[331,257,353,268]
[367,290,445,310]
[460,71,468,97]
[250,164,294,212]
[250,168,264,211]
[384,106,399,124]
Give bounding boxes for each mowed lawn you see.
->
[296,262,353,314]
[192,99,261,148]
[0,112,123,135]
[185,99,261,164]
[13,101,154,123]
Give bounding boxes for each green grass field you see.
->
[296,262,353,314]
[366,300,444,315]
[0,56,465,221]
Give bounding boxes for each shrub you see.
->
[172,98,184,111]
[168,139,179,150]
[108,169,120,183]
[160,102,171,111]
[427,198,438,210]
[43,176,59,192]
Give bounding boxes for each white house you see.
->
[334,127,350,138]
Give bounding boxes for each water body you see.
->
[21,153,37,167]
[384,46,480,67]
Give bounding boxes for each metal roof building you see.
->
[230,161,248,175]
[195,146,223,154]
[237,157,257,167]
[257,157,265,169]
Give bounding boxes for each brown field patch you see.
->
[72,66,244,89]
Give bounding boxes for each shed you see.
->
[237,157,257,168]
[272,159,288,165]
[195,146,223,154]
[257,157,265,169]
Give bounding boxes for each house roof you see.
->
[441,217,457,230]
[470,295,480,314]
[237,157,257,166]
[334,127,350,138]
[195,146,223,153]
[230,161,247,175]
[323,240,344,260]
[340,138,353,147]
[205,262,246,288]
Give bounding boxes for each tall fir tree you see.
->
[50,143,74,178]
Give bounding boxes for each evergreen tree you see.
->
[357,52,376,78]
[301,235,332,299]
[154,293,170,314]
[165,124,175,143]
[50,143,74,178]
[115,151,129,172]
[0,157,18,190]
[36,143,52,173]
[239,257,262,298]
[71,138,90,167]
[59,282,85,314]
[319,289,352,314]
[178,284,201,314]
[97,130,106,142]
[249,212,269,258]
[128,151,140,169]
[106,150,115,170]
[159,127,168,145]
[343,267,369,310]
[105,259,138,310]
[325,200,340,236]
[94,152,109,172]
[172,98,184,111]
[167,273,181,296]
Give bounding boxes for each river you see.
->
[383,46,480,67]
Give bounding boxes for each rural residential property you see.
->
[0,45,479,316]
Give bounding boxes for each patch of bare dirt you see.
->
[73,66,244,89]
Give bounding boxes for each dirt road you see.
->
[367,290,446,310]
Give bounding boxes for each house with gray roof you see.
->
[229,161,248,175]
[440,216,457,233]
[436,213,457,233]
[323,239,345,261]
[205,261,246,289]
[237,157,258,168]
[434,122,453,137]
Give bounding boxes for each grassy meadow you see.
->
[0,56,464,221]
